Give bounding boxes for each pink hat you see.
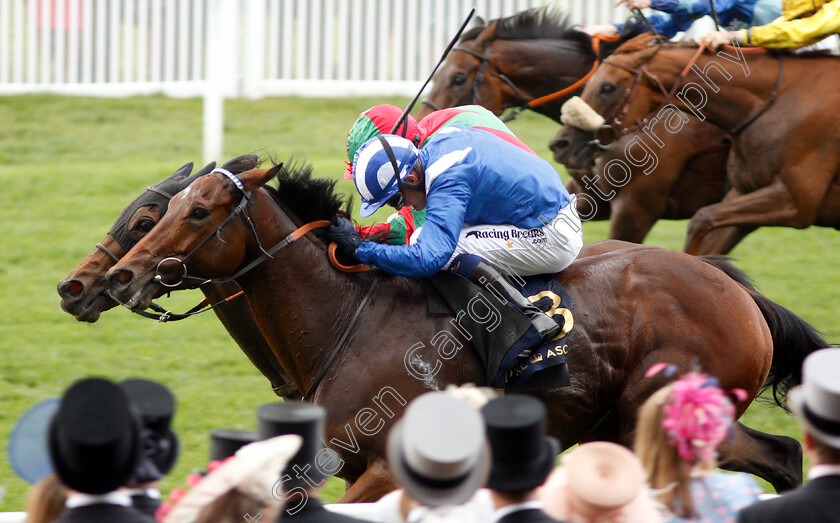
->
[539,442,662,522]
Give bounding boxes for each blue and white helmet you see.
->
[353,134,420,217]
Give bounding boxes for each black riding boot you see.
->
[465,259,562,344]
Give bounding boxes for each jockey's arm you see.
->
[742,1,840,48]
[611,11,695,39]
[649,0,738,18]
[356,176,471,278]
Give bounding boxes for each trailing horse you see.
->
[56,156,299,398]
[418,7,730,243]
[558,34,840,254]
[106,163,825,500]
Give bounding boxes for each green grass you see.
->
[1,94,837,510]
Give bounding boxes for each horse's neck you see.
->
[656,49,781,132]
[233,193,364,392]
[496,39,595,120]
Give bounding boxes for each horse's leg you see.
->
[608,193,663,244]
[684,177,824,255]
[717,421,802,492]
[337,459,398,503]
[694,225,758,255]
[565,175,611,221]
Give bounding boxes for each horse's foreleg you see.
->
[694,225,758,255]
[684,178,822,255]
[608,194,664,244]
[337,459,398,503]
[717,421,802,493]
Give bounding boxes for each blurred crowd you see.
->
[7,349,840,523]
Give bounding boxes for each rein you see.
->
[594,43,781,145]
[420,34,620,122]
[129,169,370,321]
[596,44,705,144]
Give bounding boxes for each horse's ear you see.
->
[240,165,280,191]
[180,161,216,190]
[172,162,194,179]
[472,16,485,28]
[473,21,497,46]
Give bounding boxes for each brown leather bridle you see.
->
[421,33,621,122]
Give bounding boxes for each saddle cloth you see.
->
[426,271,574,391]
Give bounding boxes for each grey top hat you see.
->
[790,348,840,449]
[387,392,491,508]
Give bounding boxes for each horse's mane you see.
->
[263,159,353,229]
[461,7,579,41]
[460,7,603,59]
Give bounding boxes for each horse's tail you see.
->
[699,255,830,410]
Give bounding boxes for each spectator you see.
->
[48,377,154,523]
[481,394,566,523]
[377,388,496,523]
[635,370,761,522]
[538,442,664,523]
[737,348,840,522]
[258,401,364,522]
[24,473,68,523]
[376,383,497,523]
[120,379,180,518]
[161,434,302,523]
[209,429,258,462]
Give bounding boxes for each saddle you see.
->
[426,271,573,392]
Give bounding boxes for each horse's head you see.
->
[58,156,260,322]
[106,164,281,311]
[551,34,672,169]
[418,17,504,118]
[57,162,210,322]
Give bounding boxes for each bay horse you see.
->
[560,34,840,254]
[417,8,730,243]
[106,162,825,500]
[56,156,299,398]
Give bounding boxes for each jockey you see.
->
[583,0,781,40]
[698,0,840,49]
[345,104,536,245]
[328,126,584,343]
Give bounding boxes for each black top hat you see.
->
[120,379,180,483]
[49,377,143,494]
[257,401,326,489]
[481,394,560,492]
[209,429,258,462]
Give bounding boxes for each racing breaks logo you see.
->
[465,227,547,247]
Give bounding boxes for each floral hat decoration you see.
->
[645,363,749,464]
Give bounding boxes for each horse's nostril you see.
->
[551,139,570,152]
[114,269,134,285]
[59,280,84,298]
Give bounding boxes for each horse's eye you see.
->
[452,73,467,86]
[136,219,156,233]
[600,83,616,95]
[190,208,209,220]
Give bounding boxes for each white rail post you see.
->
[242,0,266,99]
[203,0,225,164]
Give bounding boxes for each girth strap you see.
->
[303,277,379,402]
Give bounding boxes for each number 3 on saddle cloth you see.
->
[426,271,574,392]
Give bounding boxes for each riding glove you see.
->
[326,217,363,259]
